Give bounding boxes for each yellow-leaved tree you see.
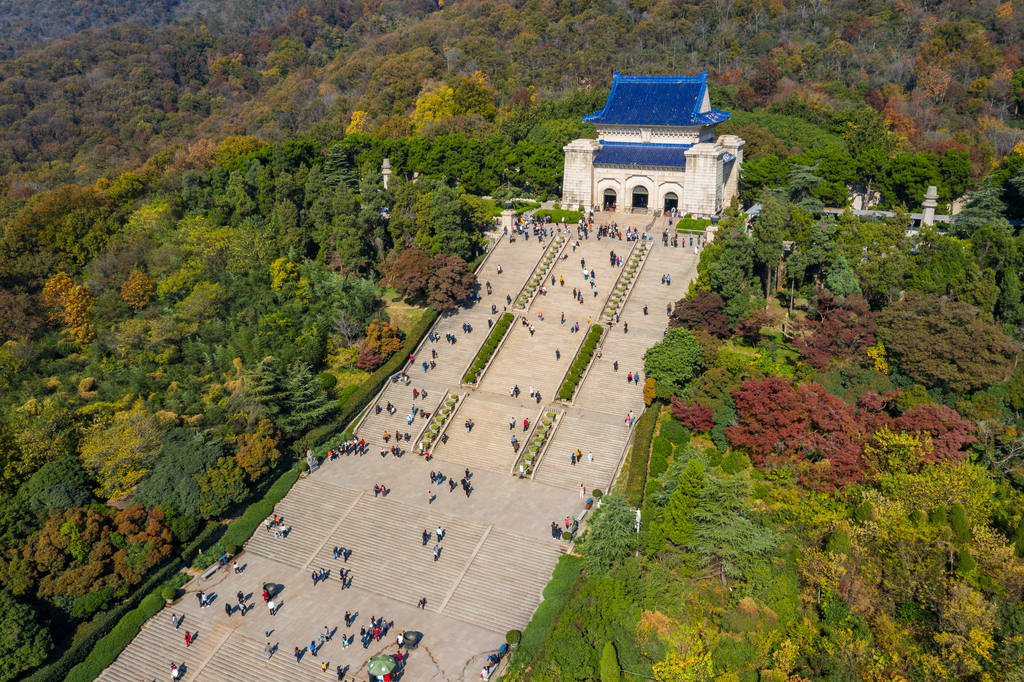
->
[121,270,155,310]
[410,84,456,132]
[79,401,162,499]
[347,111,372,135]
[42,272,96,346]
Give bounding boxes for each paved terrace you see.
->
[98,222,697,682]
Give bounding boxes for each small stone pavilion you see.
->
[561,72,744,217]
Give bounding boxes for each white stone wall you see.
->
[593,166,688,212]
[596,125,709,145]
[717,135,744,208]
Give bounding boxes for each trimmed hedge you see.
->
[625,407,657,507]
[557,325,603,401]
[463,312,513,384]
[659,418,691,446]
[63,592,166,682]
[303,308,439,450]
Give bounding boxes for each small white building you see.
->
[561,72,744,217]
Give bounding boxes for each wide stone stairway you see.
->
[430,393,542,474]
[98,227,701,682]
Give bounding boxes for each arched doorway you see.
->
[663,192,678,212]
[603,189,617,211]
[631,186,649,209]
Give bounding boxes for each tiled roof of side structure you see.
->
[583,72,731,127]
[593,143,693,168]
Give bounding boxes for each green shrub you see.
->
[649,436,671,477]
[659,419,691,446]
[72,586,116,620]
[506,630,522,645]
[224,543,238,555]
[720,451,751,475]
[160,586,177,601]
[948,503,972,543]
[463,371,477,383]
[318,372,338,392]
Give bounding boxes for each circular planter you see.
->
[534,437,545,445]
[546,412,556,418]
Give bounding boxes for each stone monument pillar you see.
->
[381,158,391,190]
[922,185,938,226]
[561,139,601,209]
[681,143,725,216]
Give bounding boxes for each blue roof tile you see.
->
[593,143,693,168]
[584,72,731,127]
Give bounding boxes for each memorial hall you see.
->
[561,71,744,217]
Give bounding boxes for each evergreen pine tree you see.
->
[580,491,638,573]
[752,190,785,301]
[279,361,335,433]
[786,163,825,213]
[687,475,777,578]
[948,503,972,544]
[662,459,704,546]
[240,358,286,426]
[953,176,1009,237]
[323,145,358,190]
[998,268,1024,326]
[825,253,861,297]
[600,642,620,682]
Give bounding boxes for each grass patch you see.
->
[534,208,583,224]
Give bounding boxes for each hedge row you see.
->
[625,407,658,507]
[463,313,514,383]
[23,521,217,682]
[534,208,584,224]
[302,308,439,451]
[557,325,603,401]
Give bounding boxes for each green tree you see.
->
[196,457,248,518]
[579,491,636,573]
[0,590,52,681]
[952,176,1009,237]
[876,291,1016,392]
[643,328,705,394]
[688,475,777,579]
[752,190,785,301]
[600,641,621,682]
[662,459,705,546]
[825,253,861,297]
[998,268,1024,326]
[279,361,335,434]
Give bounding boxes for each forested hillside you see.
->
[3,0,1024,680]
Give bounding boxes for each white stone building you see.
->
[561,72,744,217]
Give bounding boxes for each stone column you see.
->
[561,139,601,209]
[382,158,391,189]
[500,208,517,233]
[922,185,938,226]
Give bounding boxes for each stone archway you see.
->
[663,192,678,212]
[603,188,617,211]
[631,186,649,209]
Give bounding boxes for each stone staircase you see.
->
[193,630,328,682]
[533,411,630,492]
[430,393,540,474]
[475,322,583,402]
[355,381,446,449]
[96,599,231,682]
[573,331,653,416]
[619,240,698,332]
[244,479,359,570]
[440,527,562,634]
[306,494,489,611]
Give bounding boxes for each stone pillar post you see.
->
[500,208,517,233]
[561,139,601,209]
[922,185,938,226]
[381,158,391,189]
[716,135,744,208]
[681,143,725,216]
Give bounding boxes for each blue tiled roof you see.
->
[593,143,692,168]
[583,72,731,127]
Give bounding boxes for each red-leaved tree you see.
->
[793,290,877,370]
[894,403,975,463]
[669,291,731,338]
[670,397,714,431]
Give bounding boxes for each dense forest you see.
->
[3,0,1024,679]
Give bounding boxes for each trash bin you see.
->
[403,631,422,650]
[262,583,278,598]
